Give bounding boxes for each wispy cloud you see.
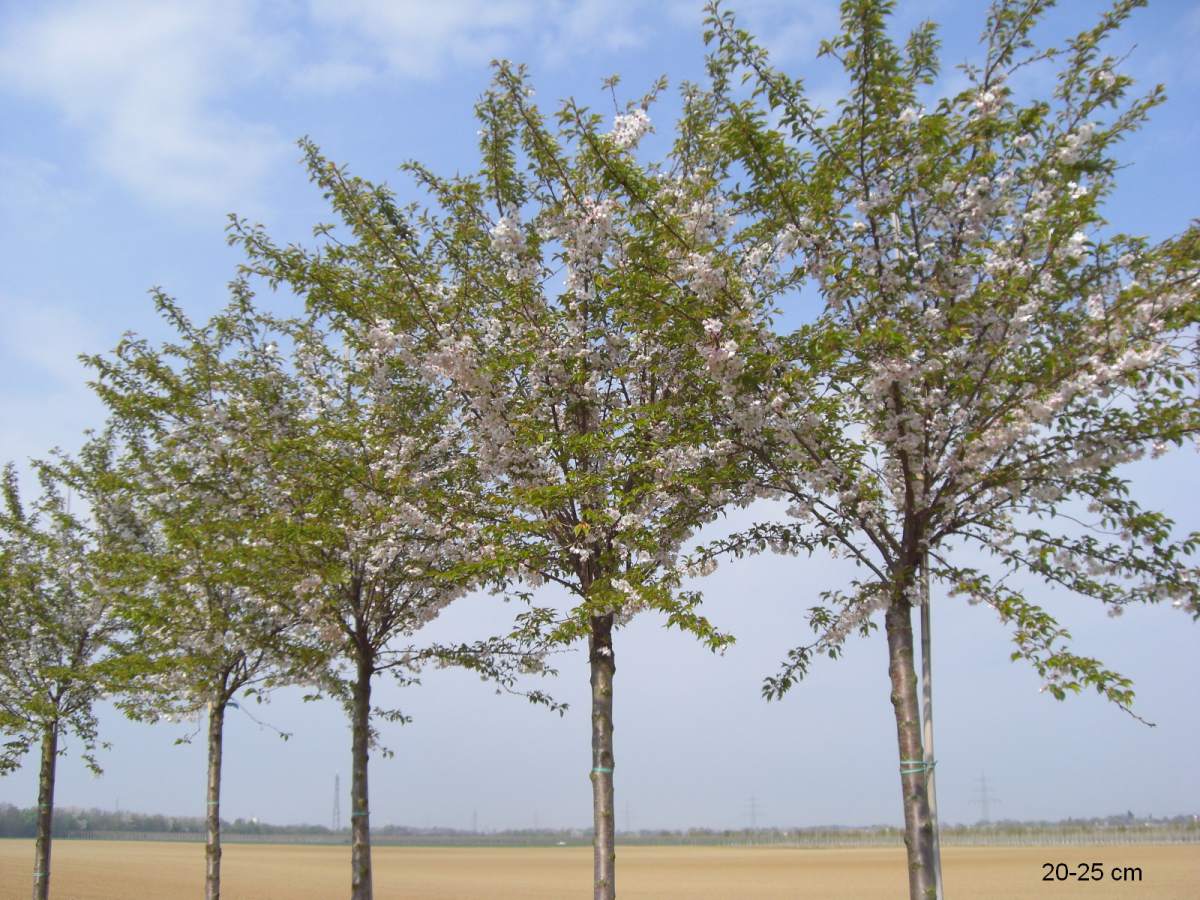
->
[0,297,106,470]
[537,0,650,68]
[305,0,537,79]
[0,0,290,214]
[0,300,97,393]
[289,59,376,95]
[0,154,85,233]
[0,0,669,213]
[302,0,665,80]
[664,0,839,63]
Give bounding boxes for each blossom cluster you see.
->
[609,108,651,149]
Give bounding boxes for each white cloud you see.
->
[306,0,537,79]
[0,0,672,218]
[537,0,650,68]
[0,297,106,471]
[0,154,84,231]
[0,0,290,213]
[664,0,837,63]
[303,0,663,81]
[289,59,375,94]
[0,300,97,391]
[0,0,854,218]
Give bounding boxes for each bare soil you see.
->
[0,840,1195,898]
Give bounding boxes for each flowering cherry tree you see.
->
[253,309,564,900]
[87,295,309,900]
[133,285,556,899]
[681,1,1200,896]
[0,439,132,900]
[93,283,554,900]
[229,64,747,898]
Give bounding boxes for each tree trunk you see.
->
[205,696,226,900]
[350,652,373,900]
[885,594,937,900]
[589,614,616,900]
[31,721,58,900]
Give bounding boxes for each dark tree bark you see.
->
[350,650,374,900]
[589,613,616,900]
[885,592,937,900]
[205,695,227,900]
[31,721,58,900]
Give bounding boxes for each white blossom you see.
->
[610,108,651,149]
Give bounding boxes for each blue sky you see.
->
[1,0,1198,830]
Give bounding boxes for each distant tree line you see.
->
[0,803,333,838]
[2,800,1192,842]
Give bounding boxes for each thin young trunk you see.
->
[885,593,937,900]
[350,651,373,900]
[589,613,616,900]
[31,721,58,900]
[205,696,226,900]
[919,553,944,900]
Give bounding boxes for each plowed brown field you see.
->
[1,840,1196,898]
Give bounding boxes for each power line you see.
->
[971,773,1000,824]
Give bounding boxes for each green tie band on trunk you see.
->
[592,767,613,773]
[351,811,369,817]
[899,759,936,775]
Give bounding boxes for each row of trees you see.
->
[0,804,334,839]
[3,2,1197,899]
